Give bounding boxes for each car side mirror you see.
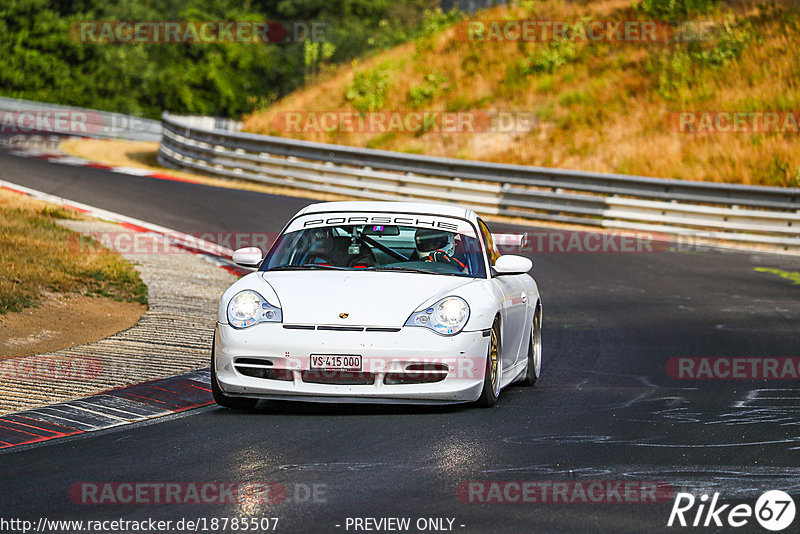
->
[232,247,263,267]
[494,255,533,275]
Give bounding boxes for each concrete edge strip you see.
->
[0,369,213,450]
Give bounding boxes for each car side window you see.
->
[477,219,500,266]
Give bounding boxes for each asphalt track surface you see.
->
[1,148,799,533]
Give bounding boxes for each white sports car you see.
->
[212,201,542,407]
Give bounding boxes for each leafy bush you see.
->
[419,8,464,37]
[407,73,447,108]
[413,7,464,52]
[651,51,694,99]
[520,41,576,74]
[304,40,336,77]
[692,20,751,66]
[638,0,718,19]
[0,0,450,119]
[346,68,391,112]
[650,19,751,99]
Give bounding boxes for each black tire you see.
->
[520,308,542,386]
[476,318,501,407]
[211,340,259,410]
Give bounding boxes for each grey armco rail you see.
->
[159,112,800,250]
[0,96,161,142]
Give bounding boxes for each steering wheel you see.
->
[427,250,467,272]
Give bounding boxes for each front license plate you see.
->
[310,355,362,371]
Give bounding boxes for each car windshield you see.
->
[261,214,486,278]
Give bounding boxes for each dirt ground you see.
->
[0,293,146,358]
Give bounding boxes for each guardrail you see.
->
[158,114,241,133]
[0,96,161,142]
[159,112,800,250]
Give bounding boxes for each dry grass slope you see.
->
[243,0,800,187]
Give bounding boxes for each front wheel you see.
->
[476,318,502,407]
[211,340,259,410]
[520,308,542,386]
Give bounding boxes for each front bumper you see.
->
[214,323,489,403]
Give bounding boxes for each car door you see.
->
[478,219,527,371]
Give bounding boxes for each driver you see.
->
[414,228,467,273]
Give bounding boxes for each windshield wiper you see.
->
[366,266,464,276]
[268,264,348,271]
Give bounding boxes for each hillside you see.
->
[242,0,800,187]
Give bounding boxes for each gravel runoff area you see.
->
[0,218,236,415]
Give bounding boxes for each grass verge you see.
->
[0,188,147,314]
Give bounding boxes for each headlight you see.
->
[405,296,470,336]
[227,290,282,329]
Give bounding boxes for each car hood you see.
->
[261,271,474,327]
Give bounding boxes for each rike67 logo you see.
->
[668,490,796,531]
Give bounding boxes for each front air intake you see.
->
[234,358,292,381]
[384,363,448,385]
